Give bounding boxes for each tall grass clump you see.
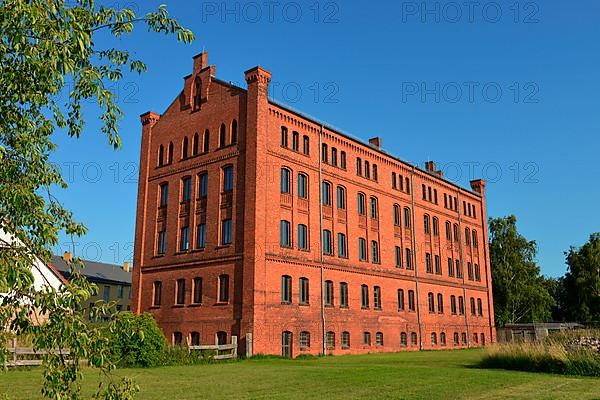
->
[480,329,600,377]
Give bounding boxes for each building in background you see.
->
[132,53,496,356]
[51,253,132,318]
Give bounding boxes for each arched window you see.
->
[282,331,292,357]
[325,280,334,305]
[424,214,430,234]
[453,332,459,345]
[298,224,308,250]
[445,221,451,240]
[219,123,227,148]
[369,196,378,219]
[393,204,400,226]
[458,296,465,315]
[322,229,332,255]
[373,286,381,309]
[281,275,292,303]
[453,224,459,242]
[475,264,481,281]
[173,331,183,346]
[357,193,366,215]
[403,207,411,228]
[428,292,435,313]
[182,137,189,159]
[408,290,415,311]
[167,142,173,164]
[431,332,437,345]
[280,168,291,194]
[465,228,471,246]
[433,217,439,236]
[280,220,291,247]
[472,230,478,248]
[437,293,444,313]
[405,248,413,270]
[411,332,417,346]
[300,331,310,349]
[193,77,201,110]
[371,241,379,263]
[231,120,238,144]
[440,332,446,346]
[363,332,371,346]
[158,144,164,167]
[341,331,350,349]
[297,173,308,199]
[361,284,369,308]
[203,129,210,152]
[400,332,407,346]
[336,186,346,209]
[190,331,200,346]
[326,331,335,349]
[192,133,199,156]
[321,181,332,206]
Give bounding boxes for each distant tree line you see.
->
[489,216,600,327]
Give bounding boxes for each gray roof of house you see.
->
[51,255,132,285]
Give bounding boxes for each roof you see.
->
[51,255,131,285]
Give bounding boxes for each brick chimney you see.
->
[123,261,131,273]
[425,161,436,172]
[470,179,486,195]
[368,137,381,149]
[193,52,209,73]
[63,251,72,262]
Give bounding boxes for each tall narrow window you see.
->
[364,161,370,178]
[468,262,474,281]
[298,224,308,250]
[392,172,397,189]
[281,275,292,303]
[280,168,291,194]
[321,181,332,205]
[470,297,476,316]
[340,282,348,307]
[199,173,208,198]
[325,280,334,306]
[203,129,210,152]
[448,257,454,277]
[340,151,346,169]
[331,147,338,166]
[395,246,402,267]
[453,224,459,242]
[451,295,457,314]
[300,331,310,349]
[182,177,192,202]
[408,290,415,311]
[302,135,310,155]
[393,204,400,226]
[326,332,335,349]
[426,253,432,273]
[472,231,478,248]
[337,233,347,258]
[356,157,362,176]
[465,228,471,246]
[372,164,378,181]
[397,289,405,310]
[158,144,164,166]
[428,292,435,313]
[342,332,350,348]
[176,279,185,305]
[431,333,437,345]
[477,298,483,316]
[456,260,462,278]
[192,133,199,156]
[404,208,411,228]
[298,173,308,199]
[375,332,383,346]
[424,215,430,234]
[299,277,309,304]
[190,332,200,346]
[357,193,366,215]
[358,238,367,261]
[321,143,328,163]
[361,285,369,308]
[219,274,229,302]
[474,264,481,282]
[405,248,413,269]
[373,286,381,309]
[280,220,291,247]
[231,120,238,144]
[182,137,189,160]
[322,229,332,255]
[433,217,439,236]
[401,332,407,346]
[371,240,379,263]
[435,255,441,275]
[152,281,162,306]
[437,293,444,313]
[292,131,299,151]
[179,226,189,252]
[173,332,183,346]
[281,126,288,147]
[221,219,232,245]
[167,142,173,164]
[370,197,378,219]
[458,296,465,315]
[193,77,201,110]
[337,186,346,209]
[159,183,169,207]
[445,221,451,240]
[193,277,202,304]
[223,166,234,192]
[157,230,166,255]
[363,332,371,346]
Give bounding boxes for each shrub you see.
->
[160,346,217,366]
[108,312,167,368]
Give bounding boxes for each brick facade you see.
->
[132,53,496,356]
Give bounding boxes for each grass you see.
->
[1,349,599,399]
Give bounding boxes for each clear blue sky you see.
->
[53,0,599,277]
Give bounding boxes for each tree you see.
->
[0,1,193,398]
[561,233,600,322]
[489,216,554,326]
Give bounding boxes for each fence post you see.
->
[12,337,17,367]
[232,336,238,359]
[246,333,252,358]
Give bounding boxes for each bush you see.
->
[108,312,167,368]
[160,346,217,366]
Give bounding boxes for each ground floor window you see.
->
[282,331,292,357]
[217,331,227,345]
[300,331,310,349]
[341,332,350,349]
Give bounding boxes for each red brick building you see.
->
[132,53,496,356]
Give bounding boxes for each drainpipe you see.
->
[318,125,326,355]
[410,167,423,351]
[457,190,471,348]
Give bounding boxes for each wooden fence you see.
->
[3,338,71,368]
[187,335,237,360]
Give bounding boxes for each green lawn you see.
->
[1,349,599,399]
